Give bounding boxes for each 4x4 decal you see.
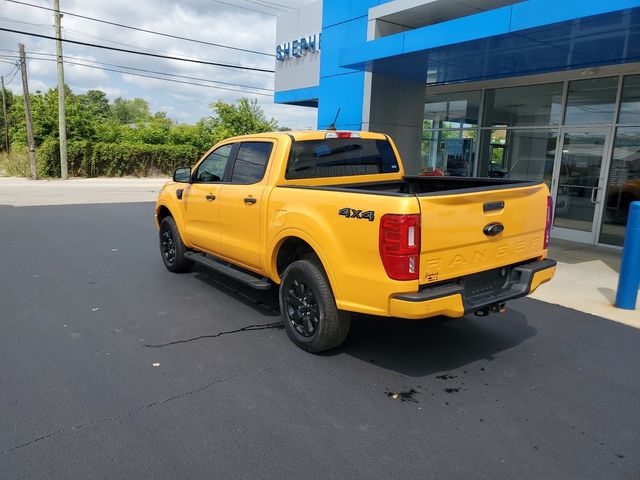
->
[338,208,375,222]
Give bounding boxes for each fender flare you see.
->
[268,228,341,303]
[155,200,193,249]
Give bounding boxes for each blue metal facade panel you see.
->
[274,0,640,130]
[316,0,379,130]
[316,73,365,129]
[359,7,640,85]
[273,86,319,106]
[510,0,640,30]
[399,7,513,57]
[340,0,640,67]
[319,15,369,78]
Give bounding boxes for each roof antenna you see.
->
[327,108,340,131]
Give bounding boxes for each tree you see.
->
[79,90,110,120]
[5,90,287,177]
[207,98,277,138]
[1,86,16,150]
[111,97,151,124]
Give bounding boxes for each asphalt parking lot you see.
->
[1,202,638,479]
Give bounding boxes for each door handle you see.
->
[590,187,601,204]
[244,197,257,204]
[205,194,216,201]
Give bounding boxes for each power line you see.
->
[0,58,22,85]
[0,15,53,29]
[6,56,273,97]
[63,27,234,62]
[243,0,289,13]
[78,60,273,92]
[66,61,273,97]
[0,20,272,78]
[0,50,274,92]
[0,27,275,73]
[249,0,295,10]
[208,0,278,16]
[0,59,17,66]
[2,17,180,61]
[4,0,274,57]
[6,67,19,86]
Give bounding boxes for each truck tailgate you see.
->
[418,183,549,285]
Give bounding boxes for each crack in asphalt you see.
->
[143,321,284,348]
[0,362,285,456]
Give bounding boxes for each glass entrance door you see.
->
[551,128,612,243]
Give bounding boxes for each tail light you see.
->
[544,196,553,249]
[379,214,420,280]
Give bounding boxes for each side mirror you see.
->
[173,167,191,183]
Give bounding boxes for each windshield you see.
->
[285,138,399,180]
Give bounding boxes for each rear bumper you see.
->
[389,259,556,319]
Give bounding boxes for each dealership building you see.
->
[274,0,640,247]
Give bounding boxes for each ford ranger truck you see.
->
[155,131,556,352]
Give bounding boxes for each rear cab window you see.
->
[285,138,399,180]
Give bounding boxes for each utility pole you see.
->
[54,0,68,179]
[18,43,37,179]
[1,75,9,153]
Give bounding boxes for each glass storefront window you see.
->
[565,77,618,125]
[424,91,481,129]
[483,83,563,127]
[618,75,640,125]
[421,74,639,245]
[599,127,640,246]
[421,129,477,176]
[477,129,557,186]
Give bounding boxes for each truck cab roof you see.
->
[223,130,390,142]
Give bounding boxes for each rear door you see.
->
[418,183,550,285]
[217,140,275,271]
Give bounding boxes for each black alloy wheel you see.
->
[279,260,351,352]
[158,216,194,273]
[284,278,321,337]
[161,224,177,265]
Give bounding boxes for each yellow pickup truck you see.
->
[155,130,556,352]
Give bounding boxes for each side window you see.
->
[194,144,233,183]
[230,142,273,184]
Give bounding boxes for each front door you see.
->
[183,143,234,254]
[550,128,612,244]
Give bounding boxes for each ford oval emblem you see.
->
[483,222,504,236]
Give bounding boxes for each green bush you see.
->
[68,140,94,176]
[35,140,200,177]
[88,143,199,177]
[37,138,60,177]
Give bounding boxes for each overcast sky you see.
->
[0,0,317,128]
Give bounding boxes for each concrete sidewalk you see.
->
[1,176,637,326]
[0,177,168,206]
[532,239,639,328]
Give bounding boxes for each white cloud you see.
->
[28,78,49,93]
[72,84,123,98]
[0,0,317,128]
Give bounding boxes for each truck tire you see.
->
[159,216,194,273]
[279,260,350,352]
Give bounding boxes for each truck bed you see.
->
[282,175,549,287]
[286,176,538,196]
